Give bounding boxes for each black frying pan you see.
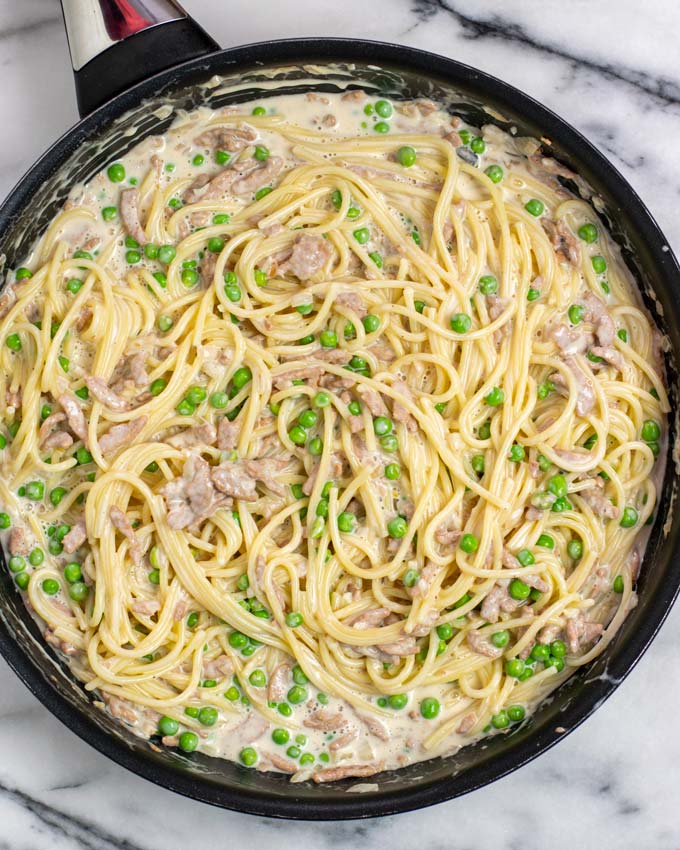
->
[0,0,678,820]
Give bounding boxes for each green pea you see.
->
[286,612,304,628]
[592,255,607,274]
[578,223,598,243]
[107,163,125,182]
[186,386,207,406]
[491,630,510,648]
[215,150,231,165]
[537,380,554,400]
[6,333,22,351]
[524,199,544,217]
[508,444,525,463]
[319,329,338,348]
[613,574,624,593]
[402,568,419,588]
[42,578,60,596]
[362,314,381,334]
[158,245,176,265]
[547,474,567,498]
[537,533,554,549]
[387,516,407,539]
[387,693,408,710]
[347,206,361,219]
[375,99,393,118]
[25,481,45,501]
[505,657,526,678]
[492,710,510,729]
[470,136,486,154]
[420,697,440,719]
[353,227,370,244]
[373,416,393,437]
[527,287,541,301]
[374,121,390,134]
[297,409,317,429]
[180,268,198,287]
[8,555,25,572]
[348,400,362,416]
[620,506,638,528]
[232,367,252,389]
[14,572,29,590]
[308,436,323,456]
[567,539,583,560]
[251,105,266,116]
[414,300,426,313]
[568,304,584,324]
[0,513,10,529]
[384,462,401,480]
[380,434,399,452]
[295,303,313,316]
[255,187,272,200]
[550,639,566,658]
[509,579,530,600]
[551,496,572,513]
[396,145,417,167]
[459,533,479,553]
[479,275,498,295]
[485,164,504,183]
[450,312,472,333]
[224,282,241,302]
[530,643,550,662]
[249,669,267,688]
[516,549,535,566]
[485,387,504,406]
[287,685,308,704]
[478,420,491,440]
[337,512,355,533]
[64,562,82,583]
[471,454,485,475]
[206,236,224,254]
[641,420,661,442]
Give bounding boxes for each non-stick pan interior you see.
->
[0,45,678,818]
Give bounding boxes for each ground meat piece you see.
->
[376,635,418,657]
[542,218,581,266]
[480,580,520,623]
[579,291,616,347]
[368,340,397,363]
[537,623,563,645]
[39,412,73,451]
[242,458,287,495]
[119,188,147,245]
[9,526,31,555]
[304,709,348,731]
[85,376,131,412]
[267,753,298,773]
[341,90,366,102]
[566,613,604,653]
[356,386,388,417]
[356,712,390,741]
[59,392,89,447]
[202,654,234,679]
[550,356,596,416]
[579,478,620,519]
[167,423,217,449]
[268,662,292,702]
[287,233,332,280]
[329,728,360,751]
[231,156,283,195]
[209,462,256,501]
[467,630,503,658]
[200,344,233,380]
[272,365,323,390]
[313,763,384,783]
[217,417,240,451]
[173,600,189,621]
[322,114,337,128]
[434,524,461,547]
[194,124,257,152]
[320,373,356,392]
[235,712,269,744]
[550,323,594,356]
[0,285,16,319]
[349,607,389,629]
[200,251,218,288]
[44,629,79,656]
[313,348,352,364]
[335,291,367,318]
[130,599,160,616]
[391,380,418,432]
[161,454,229,529]
[590,346,625,371]
[102,694,138,726]
[99,416,147,454]
[109,506,143,566]
[302,463,320,497]
[62,519,87,553]
[405,561,439,600]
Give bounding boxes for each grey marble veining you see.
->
[0,1,679,847]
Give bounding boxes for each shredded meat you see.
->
[167,423,217,449]
[268,663,292,702]
[217,417,240,451]
[102,693,138,726]
[99,416,147,454]
[59,392,89,447]
[405,561,439,600]
[194,124,257,151]
[579,478,620,519]
[109,505,143,566]
[62,519,87,553]
[579,291,615,347]
[480,580,520,623]
[202,654,234,679]
[85,376,131,411]
[39,412,73,451]
[287,233,332,280]
[550,323,594,356]
[356,386,388,417]
[313,763,384,783]
[466,630,504,658]
[550,356,596,416]
[537,623,562,645]
[591,345,624,371]
[273,365,323,389]
[9,526,31,555]
[234,712,268,744]
[376,635,418,657]
[566,613,603,653]
[329,728,360,751]
[45,629,78,656]
[211,457,287,501]
[313,348,352,365]
[130,599,160,616]
[542,218,581,266]
[266,753,298,773]
[304,709,348,731]
[391,380,418,432]
[335,291,367,318]
[369,340,396,363]
[119,188,147,245]
[161,454,230,529]
[231,156,283,195]
[434,524,461,547]
[457,712,477,735]
[349,607,389,629]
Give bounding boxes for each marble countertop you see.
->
[1,1,679,847]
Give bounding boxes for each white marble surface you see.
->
[1,1,679,847]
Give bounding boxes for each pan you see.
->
[0,0,678,820]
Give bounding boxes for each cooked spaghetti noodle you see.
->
[0,91,668,781]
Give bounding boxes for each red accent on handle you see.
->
[101,0,152,40]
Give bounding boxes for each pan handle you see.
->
[60,0,220,117]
